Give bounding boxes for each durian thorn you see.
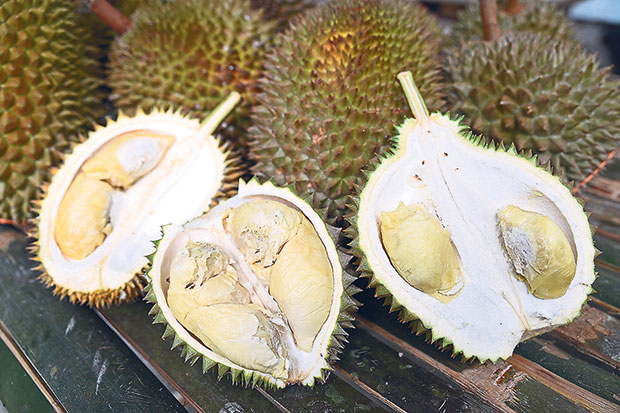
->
[397,71,429,122]
[197,92,242,140]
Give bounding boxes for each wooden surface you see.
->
[1,159,619,411]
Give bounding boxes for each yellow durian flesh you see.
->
[158,182,341,386]
[380,202,460,296]
[498,205,576,299]
[54,130,174,260]
[54,175,114,261]
[229,201,333,353]
[81,130,175,189]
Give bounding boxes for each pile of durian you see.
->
[1,0,617,388]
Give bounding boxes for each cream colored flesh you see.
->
[151,181,344,387]
[38,110,231,295]
[358,80,595,361]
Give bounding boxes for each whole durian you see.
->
[146,180,358,388]
[449,0,576,46]
[0,0,105,222]
[108,0,274,156]
[445,32,620,187]
[33,94,242,307]
[249,0,444,226]
[348,72,596,362]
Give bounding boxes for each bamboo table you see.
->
[1,159,619,412]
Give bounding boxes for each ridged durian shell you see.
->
[449,0,576,46]
[0,0,105,223]
[31,108,243,307]
[107,0,275,158]
[445,32,620,187]
[249,0,444,226]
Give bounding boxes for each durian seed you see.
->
[380,202,461,297]
[498,205,576,299]
[54,131,174,260]
[167,198,333,378]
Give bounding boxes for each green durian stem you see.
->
[198,92,241,139]
[397,71,429,122]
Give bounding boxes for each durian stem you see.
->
[87,0,131,34]
[504,0,523,15]
[198,92,242,139]
[480,0,500,41]
[397,71,429,122]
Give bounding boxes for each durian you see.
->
[107,0,274,157]
[250,0,327,28]
[348,72,596,362]
[0,0,105,223]
[33,93,243,307]
[445,32,620,187]
[449,0,576,46]
[146,180,358,388]
[249,0,444,226]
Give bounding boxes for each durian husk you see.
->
[107,0,275,158]
[345,119,599,363]
[144,180,361,388]
[30,108,244,307]
[249,0,445,227]
[0,0,105,223]
[445,32,620,188]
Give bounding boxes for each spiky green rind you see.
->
[108,0,275,157]
[445,32,620,187]
[346,114,595,363]
[29,107,242,308]
[0,0,105,223]
[449,0,576,47]
[250,0,327,28]
[145,184,360,387]
[249,0,444,227]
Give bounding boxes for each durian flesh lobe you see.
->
[149,181,346,387]
[35,94,242,307]
[354,72,595,362]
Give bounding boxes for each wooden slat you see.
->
[0,227,186,412]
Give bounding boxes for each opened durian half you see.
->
[146,180,358,388]
[33,93,243,307]
[349,72,596,362]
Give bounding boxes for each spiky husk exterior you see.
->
[345,117,597,363]
[449,0,575,46]
[144,203,361,388]
[249,0,444,227]
[0,0,105,223]
[250,0,327,28]
[445,32,620,186]
[29,108,244,308]
[107,0,274,157]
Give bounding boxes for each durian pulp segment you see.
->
[357,74,595,361]
[151,181,343,387]
[38,112,229,295]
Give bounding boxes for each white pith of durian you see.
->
[36,93,240,300]
[149,180,345,388]
[356,73,595,362]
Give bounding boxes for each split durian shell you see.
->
[146,180,359,388]
[32,94,243,307]
[347,72,596,362]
